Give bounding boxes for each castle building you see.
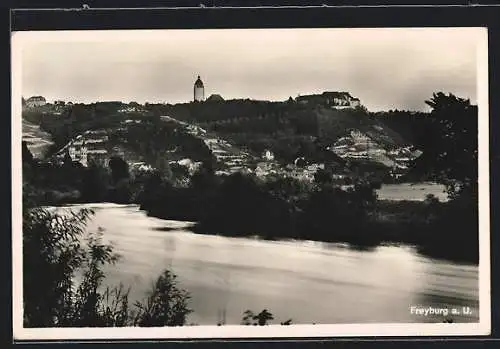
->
[194,75,205,102]
[295,92,360,108]
[25,96,47,108]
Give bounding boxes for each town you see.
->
[22,75,422,186]
[18,26,482,334]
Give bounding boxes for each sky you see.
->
[15,27,485,111]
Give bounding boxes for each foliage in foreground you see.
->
[23,207,192,327]
[241,309,292,326]
[23,205,293,327]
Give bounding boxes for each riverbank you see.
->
[35,179,474,265]
[376,182,448,202]
[56,203,479,325]
[30,180,448,207]
[185,200,477,265]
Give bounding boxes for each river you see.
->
[54,201,479,326]
[376,182,448,202]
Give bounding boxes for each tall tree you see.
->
[409,92,477,191]
[80,164,109,202]
[22,141,34,165]
[154,155,173,181]
[108,156,130,184]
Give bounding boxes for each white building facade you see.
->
[194,75,205,102]
[25,96,47,108]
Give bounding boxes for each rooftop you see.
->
[194,75,204,88]
[27,96,46,101]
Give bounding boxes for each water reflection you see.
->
[63,203,478,325]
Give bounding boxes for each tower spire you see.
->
[194,75,205,102]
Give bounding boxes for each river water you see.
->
[376,182,448,202]
[57,201,478,326]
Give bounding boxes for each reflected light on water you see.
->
[59,203,478,325]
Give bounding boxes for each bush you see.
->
[241,309,291,326]
[23,207,122,327]
[132,270,192,327]
[23,206,193,327]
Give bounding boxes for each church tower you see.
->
[194,75,205,102]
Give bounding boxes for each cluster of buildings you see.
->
[328,128,422,178]
[118,105,144,113]
[388,146,422,169]
[329,130,386,161]
[36,75,416,186]
[161,112,257,176]
[254,160,328,182]
[204,138,255,175]
[22,96,74,115]
[54,130,111,167]
[23,96,47,108]
[295,91,361,109]
[167,99,331,181]
[193,75,360,109]
[203,134,330,182]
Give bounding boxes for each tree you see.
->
[108,156,130,184]
[132,270,192,327]
[241,309,276,326]
[80,164,110,202]
[241,310,255,325]
[23,201,194,327]
[22,141,34,165]
[314,168,332,186]
[62,152,73,167]
[22,142,36,184]
[409,92,477,192]
[23,207,121,327]
[408,93,479,264]
[253,309,274,326]
[154,155,173,182]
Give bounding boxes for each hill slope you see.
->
[22,119,53,159]
[21,100,416,176]
[154,101,413,168]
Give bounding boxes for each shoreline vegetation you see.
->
[23,205,289,327]
[22,92,478,327]
[23,159,478,265]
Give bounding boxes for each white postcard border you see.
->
[11,27,491,341]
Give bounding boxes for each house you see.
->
[138,164,154,172]
[351,98,361,107]
[262,150,275,161]
[67,142,88,167]
[118,106,143,113]
[204,138,219,149]
[25,96,47,108]
[306,163,325,172]
[87,149,109,167]
[295,91,361,108]
[177,158,202,175]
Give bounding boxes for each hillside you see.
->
[315,106,407,147]
[21,99,418,181]
[152,101,414,170]
[22,120,53,159]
